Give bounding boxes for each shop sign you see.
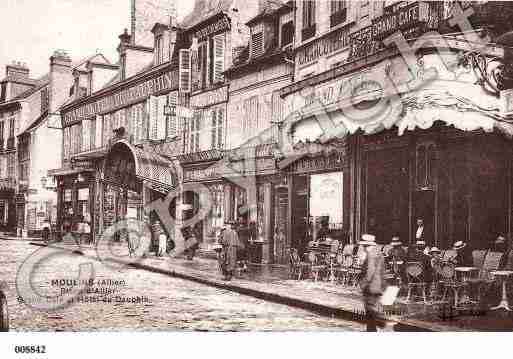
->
[349,2,428,60]
[78,188,89,201]
[63,70,178,125]
[193,15,231,41]
[297,24,352,66]
[288,154,346,174]
[190,86,228,108]
[71,159,95,171]
[184,165,220,182]
[297,58,409,109]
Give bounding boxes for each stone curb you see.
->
[20,240,469,332]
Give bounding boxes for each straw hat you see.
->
[495,235,506,244]
[429,247,441,254]
[360,234,377,246]
[415,240,426,246]
[390,237,402,246]
[453,241,467,250]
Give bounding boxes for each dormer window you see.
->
[155,34,164,65]
[251,24,264,58]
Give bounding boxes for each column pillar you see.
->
[261,182,273,264]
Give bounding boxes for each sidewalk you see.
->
[0,232,43,242]
[23,240,513,331]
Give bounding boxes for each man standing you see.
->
[415,218,432,248]
[219,221,239,281]
[359,234,386,332]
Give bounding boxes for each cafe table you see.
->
[490,270,513,311]
[454,267,479,306]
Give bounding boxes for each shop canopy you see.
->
[104,141,179,193]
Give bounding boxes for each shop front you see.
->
[278,47,513,252]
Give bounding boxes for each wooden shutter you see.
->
[213,34,225,83]
[82,119,90,152]
[148,96,157,140]
[156,96,166,140]
[179,49,191,93]
[167,92,178,138]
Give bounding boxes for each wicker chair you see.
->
[406,261,428,304]
[289,249,310,280]
[439,262,465,307]
[308,252,327,282]
[472,250,488,269]
[335,253,354,285]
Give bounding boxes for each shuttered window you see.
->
[82,119,91,152]
[211,107,224,150]
[95,115,103,148]
[213,34,225,83]
[166,92,178,138]
[243,96,259,137]
[251,31,264,58]
[179,49,191,93]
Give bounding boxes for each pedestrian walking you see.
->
[359,234,386,332]
[157,231,167,257]
[219,221,238,281]
[41,225,50,244]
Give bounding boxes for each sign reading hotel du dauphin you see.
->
[63,70,178,125]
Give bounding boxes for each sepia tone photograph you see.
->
[2,0,513,343]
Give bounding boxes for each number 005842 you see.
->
[14,345,46,354]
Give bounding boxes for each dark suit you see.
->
[360,247,385,332]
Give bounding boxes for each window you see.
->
[211,107,224,150]
[148,96,166,141]
[7,153,15,179]
[0,83,6,102]
[0,121,4,149]
[166,93,178,139]
[41,87,50,113]
[120,54,126,81]
[63,126,71,159]
[243,96,259,137]
[302,1,316,41]
[82,119,91,152]
[251,26,264,58]
[179,49,191,93]
[310,172,344,229]
[155,35,164,65]
[330,1,347,27]
[281,21,294,48]
[7,117,15,149]
[416,142,437,190]
[183,111,201,153]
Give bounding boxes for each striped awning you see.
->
[105,141,178,192]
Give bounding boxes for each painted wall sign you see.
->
[63,70,178,126]
[190,86,228,108]
[297,24,352,66]
[193,16,231,41]
[349,2,428,60]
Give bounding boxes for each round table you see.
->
[454,267,479,306]
[490,271,513,311]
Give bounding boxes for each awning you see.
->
[48,167,95,177]
[105,140,178,192]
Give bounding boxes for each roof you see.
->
[180,0,233,29]
[226,46,287,75]
[12,74,50,101]
[246,0,288,26]
[72,53,111,72]
[19,110,48,135]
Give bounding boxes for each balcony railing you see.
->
[330,8,347,28]
[301,24,316,42]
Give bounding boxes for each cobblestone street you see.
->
[0,240,363,332]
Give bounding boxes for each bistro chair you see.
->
[405,261,428,304]
[438,262,467,307]
[335,252,354,285]
[467,251,504,305]
[289,249,310,280]
[506,251,513,270]
[347,252,365,287]
[308,252,327,282]
[472,250,488,269]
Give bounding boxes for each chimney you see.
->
[5,61,30,80]
[49,50,73,114]
[119,28,132,47]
